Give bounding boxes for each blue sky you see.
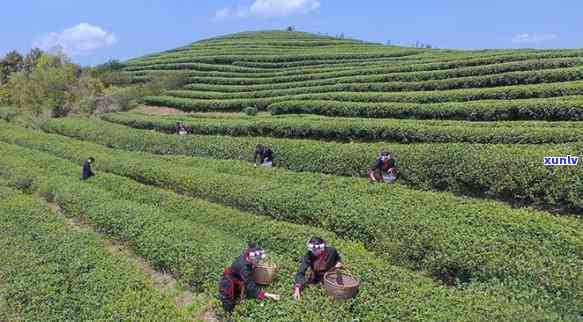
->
[1,0,581,66]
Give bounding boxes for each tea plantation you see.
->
[1,31,582,321]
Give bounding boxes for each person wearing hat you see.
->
[368,150,397,183]
[253,144,274,167]
[293,237,343,301]
[81,157,95,181]
[219,243,280,313]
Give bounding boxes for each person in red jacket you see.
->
[293,237,343,301]
[368,151,397,183]
[218,244,280,313]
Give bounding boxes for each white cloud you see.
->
[215,8,234,19]
[250,0,320,16]
[512,33,558,44]
[34,23,117,57]
[215,0,320,19]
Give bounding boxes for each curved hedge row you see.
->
[0,186,183,321]
[169,67,583,101]
[127,50,425,67]
[268,96,583,120]
[126,50,449,70]
[124,62,268,73]
[124,56,439,77]
[124,50,524,73]
[44,117,583,213]
[181,59,583,90]
[125,55,436,74]
[133,49,583,73]
[0,141,564,320]
[1,122,581,319]
[101,112,583,144]
[128,48,578,72]
[144,81,583,112]
[126,51,583,83]
[229,54,457,69]
[182,59,583,87]
[225,51,530,69]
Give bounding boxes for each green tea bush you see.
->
[179,60,583,87]
[103,111,583,144]
[0,141,574,320]
[0,186,183,321]
[242,106,258,116]
[49,117,583,212]
[1,122,581,318]
[143,80,583,113]
[268,96,583,121]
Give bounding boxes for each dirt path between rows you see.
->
[132,105,189,115]
[44,200,219,322]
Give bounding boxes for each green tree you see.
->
[0,50,24,84]
[95,59,125,75]
[7,52,78,117]
[3,50,24,73]
[23,48,43,74]
[0,62,7,84]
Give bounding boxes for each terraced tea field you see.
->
[1,31,582,321]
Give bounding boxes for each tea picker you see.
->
[81,157,95,181]
[253,144,274,167]
[175,121,188,135]
[368,150,397,183]
[218,243,280,314]
[293,237,343,301]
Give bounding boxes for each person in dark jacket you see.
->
[253,144,274,167]
[293,237,343,301]
[175,121,188,135]
[219,244,280,314]
[368,150,397,183]
[81,157,95,181]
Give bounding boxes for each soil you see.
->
[132,105,188,115]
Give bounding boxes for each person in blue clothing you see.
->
[81,157,95,181]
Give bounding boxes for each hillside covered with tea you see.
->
[1,30,582,321]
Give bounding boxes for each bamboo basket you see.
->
[253,263,279,285]
[323,270,359,300]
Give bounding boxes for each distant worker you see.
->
[175,121,188,135]
[253,144,274,167]
[219,243,280,314]
[81,157,95,181]
[293,237,343,301]
[368,151,397,183]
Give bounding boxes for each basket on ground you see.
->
[323,270,359,300]
[253,263,279,285]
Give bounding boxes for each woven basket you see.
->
[323,270,359,300]
[253,263,279,285]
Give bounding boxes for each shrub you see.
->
[0,140,573,320]
[0,186,183,321]
[102,111,583,144]
[242,106,258,116]
[51,117,583,212]
[1,121,582,318]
